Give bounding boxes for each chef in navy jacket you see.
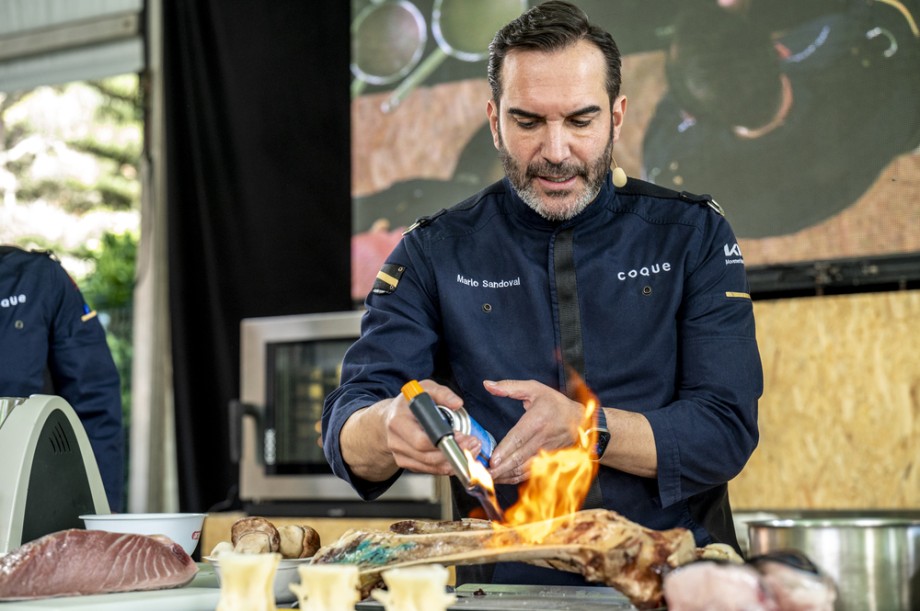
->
[323,0,762,587]
[0,246,124,512]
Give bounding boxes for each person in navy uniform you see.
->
[0,245,124,512]
[324,0,762,587]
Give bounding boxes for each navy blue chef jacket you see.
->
[323,172,763,585]
[0,246,124,512]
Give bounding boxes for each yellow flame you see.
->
[466,449,496,491]
[463,449,502,522]
[488,371,601,544]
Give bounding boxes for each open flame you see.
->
[464,371,602,545]
[465,450,500,504]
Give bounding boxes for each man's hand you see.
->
[484,379,585,485]
[340,379,481,481]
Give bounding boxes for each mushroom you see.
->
[230,517,280,554]
[278,524,322,559]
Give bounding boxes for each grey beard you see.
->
[499,139,613,222]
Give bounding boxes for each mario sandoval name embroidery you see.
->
[457,274,521,288]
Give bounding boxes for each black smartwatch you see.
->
[591,406,611,460]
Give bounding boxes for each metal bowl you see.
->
[748,515,920,611]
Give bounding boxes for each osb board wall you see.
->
[729,289,920,509]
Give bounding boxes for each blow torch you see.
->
[401,380,504,522]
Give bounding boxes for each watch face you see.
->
[595,430,611,459]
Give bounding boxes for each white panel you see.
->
[0,0,142,36]
[0,0,144,92]
[0,12,140,62]
[0,38,142,93]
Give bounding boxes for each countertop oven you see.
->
[234,310,445,518]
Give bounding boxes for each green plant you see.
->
[76,230,138,426]
[76,231,137,310]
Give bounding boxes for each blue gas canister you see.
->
[436,406,495,468]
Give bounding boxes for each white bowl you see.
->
[205,555,310,604]
[79,513,207,556]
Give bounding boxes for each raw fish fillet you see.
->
[0,529,198,600]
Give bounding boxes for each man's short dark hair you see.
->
[488,0,622,106]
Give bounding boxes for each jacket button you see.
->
[482,303,492,313]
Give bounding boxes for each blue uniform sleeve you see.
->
[643,213,763,509]
[46,261,125,512]
[322,233,442,500]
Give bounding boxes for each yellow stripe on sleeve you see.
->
[377,270,399,288]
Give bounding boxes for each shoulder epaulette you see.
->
[677,191,724,216]
[616,177,680,200]
[31,248,59,261]
[0,246,59,260]
[403,209,449,234]
[617,178,724,216]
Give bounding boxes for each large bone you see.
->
[310,509,697,610]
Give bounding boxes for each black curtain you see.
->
[163,0,351,512]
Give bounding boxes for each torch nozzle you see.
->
[436,435,473,487]
[467,484,505,522]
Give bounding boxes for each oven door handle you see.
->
[228,399,263,464]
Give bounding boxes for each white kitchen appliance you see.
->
[0,394,110,553]
[235,310,446,518]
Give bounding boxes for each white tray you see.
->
[0,564,221,610]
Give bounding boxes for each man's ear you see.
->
[611,94,627,143]
[487,99,501,150]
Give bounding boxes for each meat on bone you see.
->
[310,508,698,610]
